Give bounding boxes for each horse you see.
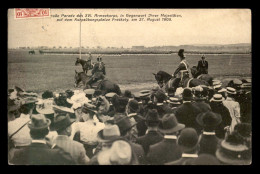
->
[75,58,93,74]
[153,70,210,93]
[29,50,35,54]
[74,70,121,96]
[190,66,213,86]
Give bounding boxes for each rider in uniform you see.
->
[197,55,208,75]
[86,56,106,87]
[172,49,190,88]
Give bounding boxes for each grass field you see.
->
[8,50,251,94]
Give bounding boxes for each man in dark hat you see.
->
[192,86,211,112]
[196,111,222,156]
[209,94,231,139]
[42,90,54,99]
[166,128,200,165]
[53,114,89,164]
[111,95,129,119]
[10,114,75,165]
[135,109,164,155]
[197,55,208,75]
[153,90,173,118]
[174,88,202,133]
[146,113,184,165]
[172,49,190,89]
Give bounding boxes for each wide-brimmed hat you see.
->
[140,90,150,94]
[215,134,251,165]
[28,114,51,130]
[114,115,137,135]
[53,114,75,131]
[177,128,199,151]
[159,113,185,134]
[67,93,90,109]
[182,88,193,101]
[97,124,121,142]
[97,140,132,165]
[36,99,54,114]
[226,87,237,94]
[82,103,97,114]
[196,111,222,128]
[53,105,74,114]
[210,94,224,102]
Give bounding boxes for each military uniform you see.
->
[86,61,106,86]
[197,59,208,74]
[173,59,190,88]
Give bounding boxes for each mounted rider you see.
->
[86,56,106,87]
[172,49,190,88]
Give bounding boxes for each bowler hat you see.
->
[114,115,137,135]
[42,90,54,99]
[154,90,167,102]
[28,114,51,130]
[196,111,222,128]
[210,94,224,102]
[215,133,251,165]
[159,113,185,134]
[97,140,132,165]
[54,114,75,131]
[177,128,199,151]
[145,109,160,123]
[182,88,193,101]
[112,96,129,112]
[65,89,74,99]
[97,124,121,142]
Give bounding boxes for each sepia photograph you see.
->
[8,8,251,165]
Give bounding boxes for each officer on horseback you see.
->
[172,49,190,88]
[86,56,106,87]
[197,55,208,75]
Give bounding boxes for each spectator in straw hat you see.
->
[174,88,202,133]
[70,103,105,158]
[166,128,200,165]
[192,86,211,112]
[210,94,231,139]
[167,97,182,112]
[223,87,241,133]
[215,132,251,165]
[146,113,184,165]
[196,111,222,156]
[113,115,146,164]
[135,109,164,155]
[96,140,139,165]
[10,114,75,165]
[53,114,89,165]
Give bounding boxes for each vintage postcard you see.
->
[8,9,251,165]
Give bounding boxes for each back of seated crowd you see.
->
[8,82,251,165]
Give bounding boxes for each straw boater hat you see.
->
[97,140,132,165]
[210,94,225,102]
[215,133,251,165]
[139,90,150,95]
[158,113,185,134]
[167,97,182,105]
[226,87,237,95]
[97,124,121,143]
[105,92,117,99]
[36,98,55,114]
[28,114,51,130]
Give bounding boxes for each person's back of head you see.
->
[177,128,199,154]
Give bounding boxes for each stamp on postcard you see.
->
[15,8,50,19]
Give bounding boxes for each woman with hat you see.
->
[215,132,251,165]
[147,113,185,165]
[69,103,105,158]
[209,94,232,139]
[223,87,241,133]
[196,111,222,156]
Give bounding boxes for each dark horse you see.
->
[75,58,93,74]
[153,70,210,93]
[29,50,35,54]
[190,66,213,86]
[74,70,121,96]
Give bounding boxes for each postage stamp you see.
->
[14,8,50,19]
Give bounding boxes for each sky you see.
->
[8,9,251,48]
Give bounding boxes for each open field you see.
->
[8,50,251,94]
